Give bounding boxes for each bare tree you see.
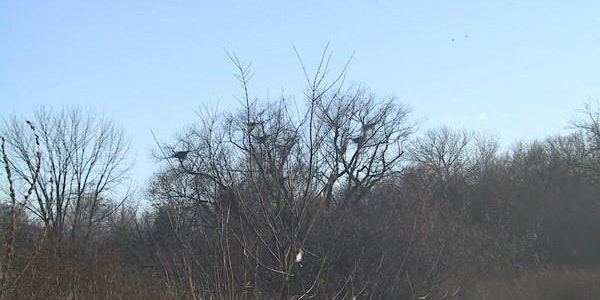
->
[572,101,600,150]
[407,127,473,180]
[314,87,414,206]
[1,108,132,251]
[571,101,600,180]
[0,121,48,300]
[148,49,415,299]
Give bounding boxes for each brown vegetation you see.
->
[2,55,600,299]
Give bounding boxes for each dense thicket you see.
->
[2,63,600,299]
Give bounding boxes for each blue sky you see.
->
[2,1,599,187]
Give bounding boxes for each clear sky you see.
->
[2,1,599,187]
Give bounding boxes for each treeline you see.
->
[2,62,600,299]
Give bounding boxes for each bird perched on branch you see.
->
[247,121,262,129]
[351,136,365,145]
[340,141,348,154]
[295,248,304,263]
[172,150,190,160]
[254,134,270,143]
[362,122,376,131]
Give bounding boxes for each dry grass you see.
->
[463,267,600,300]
